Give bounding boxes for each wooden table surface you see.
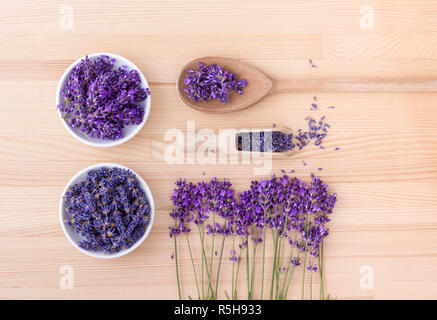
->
[1,0,437,300]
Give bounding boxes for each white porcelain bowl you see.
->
[56,53,151,147]
[59,163,155,259]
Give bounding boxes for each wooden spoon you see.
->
[177,56,437,113]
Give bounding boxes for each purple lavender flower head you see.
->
[307,262,318,273]
[203,178,236,236]
[290,257,301,266]
[169,179,196,236]
[229,249,240,263]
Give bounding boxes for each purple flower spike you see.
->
[290,257,301,266]
[169,179,197,236]
[307,262,318,273]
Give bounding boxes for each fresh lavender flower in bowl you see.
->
[59,163,155,259]
[56,53,151,147]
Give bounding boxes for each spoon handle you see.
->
[271,79,437,93]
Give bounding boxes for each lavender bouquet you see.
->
[169,174,337,300]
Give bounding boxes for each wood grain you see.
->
[1,0,437,300]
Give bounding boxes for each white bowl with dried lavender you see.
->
[56,53,151,147]
[59,163,154,259]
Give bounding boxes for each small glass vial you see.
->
[235,126,294,156]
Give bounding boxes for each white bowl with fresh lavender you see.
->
[59,163,155,259]
[56,53,151,147]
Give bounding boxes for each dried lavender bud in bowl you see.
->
[184,62,247,104]
[56,53,151,147]
[59,163,155,259]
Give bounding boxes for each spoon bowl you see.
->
[177,56,273,113]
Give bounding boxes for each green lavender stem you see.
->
[249,241,257,299]
[269,230,279,299]
[234,246,243,300]
[198,224,215,299]
[174,236,182,300]
[310,269,313,300]
[277,213,290,299]
[249,225,258,299]
[207,212,216,299]
[275,235,283,299]
[301,217,311,300]
[282,252,301,299]
[185,234,201,300]
[246,236,250,299]
[199,226,205,299]
[215,236,226,299]
[319,240,325,300]
[279,238,295,298]
[224,291,231,300]
[260,226,266,300]
[231,235,235,300]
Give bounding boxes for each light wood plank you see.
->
[1,0,437,300]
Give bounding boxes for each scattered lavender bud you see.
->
[184,62,247,104]
[309,59,318,68]
[334,147,340,151]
